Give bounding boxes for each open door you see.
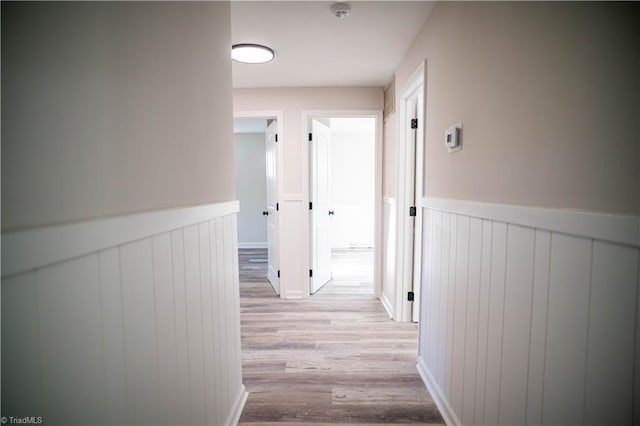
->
[409,94,424,323]
[310,119,332,294]
[265,120,279,293]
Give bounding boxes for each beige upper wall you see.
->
[1,2,234,231]
[233,87,383,194]
[393,2,639,215]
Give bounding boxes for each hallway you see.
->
[237,249,444,425]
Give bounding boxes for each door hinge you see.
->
[277,270,280,278]
[410,118,418,129]
[409,206,417,217]
[408,291,415,301]
[309,202,313,210]
[309,269,313,278]
[308,133,313,142]
[276,202,279,211]
[275,133,278,142]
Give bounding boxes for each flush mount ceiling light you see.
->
[231,44,274,64]
[331,2,351,19]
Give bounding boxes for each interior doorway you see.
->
[234,111,283,295]
[305,112,382,298]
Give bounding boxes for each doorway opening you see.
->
[304,112,383,299]
[233,111,282,295]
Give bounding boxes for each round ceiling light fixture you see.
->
[231,44,274,64]
[331,2,351,19]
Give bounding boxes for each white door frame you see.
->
[234,110,284,296]
[395,62,425,322]
[302,110,384,299]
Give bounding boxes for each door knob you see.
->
[262,210,269,216]
[328,210,335,216]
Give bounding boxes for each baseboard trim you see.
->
[282,290,306,299]
[380,293,394,319]
[416,357,459,426]
[226,385,249,426]
[423,196,639,247]
[2,200,240,278]
[238,242,268,249]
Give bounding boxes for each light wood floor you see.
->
[238,249,444,425]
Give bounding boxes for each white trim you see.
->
[302,110,384,300]
[417,357,460,426]
[238,242,268,249]
[282,194,304,202]
[281,290,306,299]
[226,385,249,426]
[422,196,640,247]
[2,201,239,278]
[380,293,394,319]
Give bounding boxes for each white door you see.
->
[410,94,424,323]
[310,119,332,294]
[265,120,279,293]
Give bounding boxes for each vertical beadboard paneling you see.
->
[183,224,207,424]
[215,217,231,414]
[230,214,244,395]
[224,215,238,406]
[584,242,637,425]
[451,216,470,415]
[98,248,127,425]
[437,211,451,389]
[1,272,42,417]
[170,229,192,424]
[526,230,551,426]
[209,220,223,425]
[152,233,180,424]
[461,217,482,425]
[419,209,431,361]
[424,209,438,370]
[483,221,507,426]
[498,225,535,425]
[2,205,244,426]
[120,239,160,424]
[38,255,105,424]
[543,234,592,425]
[419,203,639,426]
[473,220,493,426]
[430,210,443,377]
[445,213,457,397]
[198,222,217,425]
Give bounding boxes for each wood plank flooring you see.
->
[238,249,444,425]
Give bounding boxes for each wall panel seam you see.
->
[523,230,537,424]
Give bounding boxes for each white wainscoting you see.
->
[381,196,397,318]
[2,202,247,425]
[418,197,639,426]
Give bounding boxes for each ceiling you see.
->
[231,1,435,88]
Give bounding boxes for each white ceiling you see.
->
[231,1,435,88]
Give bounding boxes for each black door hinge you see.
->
[308,133,313,141]
[275,133,278,142]
[277,270,280,278]
[408,291,415,301]
[309,202,313,210]
[409,206,417,217]
[276,202,279,211]
[309,269,313,278]
[411,118,418,129]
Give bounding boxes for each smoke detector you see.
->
[331,2,351,19]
